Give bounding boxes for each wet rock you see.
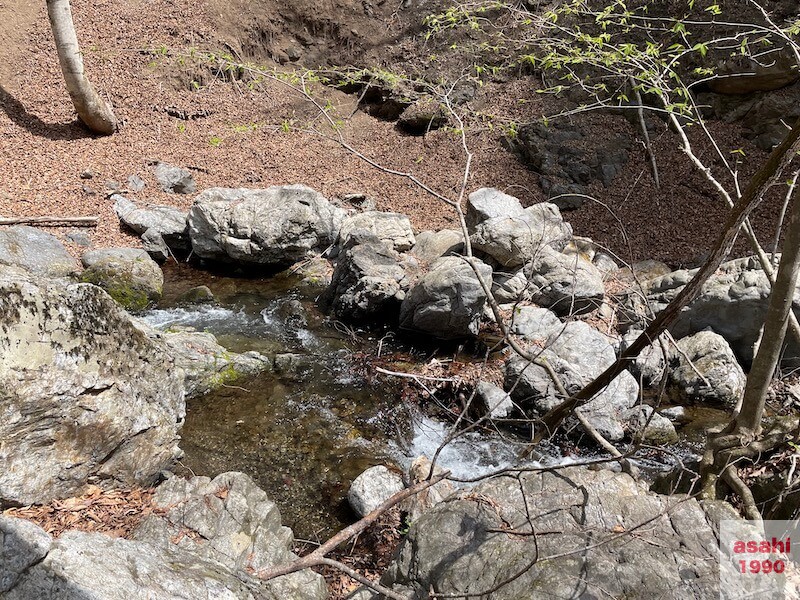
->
[337,211,416,252]
[153,328,270,398]
[526,245,605,316]
[322,239,412,320]
[465,187,525,230]
[188,185,345,266]
[505,321,637,441]
[153,161,196,194]
[0,226,78,278]
[176,285,216,305]
[400,256,492,339]
[470,203,573,268]
[410,229,464,263]
[622,405,678,444]
[380,467,730,599]
[475,381,515,419]
[0,266,184,505]
[80,248,163,311]
[668,331,746,408]
[348,465,405,518]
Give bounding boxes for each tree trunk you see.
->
[46,0,116,135]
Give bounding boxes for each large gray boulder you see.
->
[133,472,325,599]
[188,185,346,265]
[470,203,573,268]
[0,473,325,599]
[526,245,605,315]
[491,268,530,304]
[620,328,675,388]
[379,467,730,599]
[0,266,184,505]
[80,248,164,311]
[668,330,746,408]
[322,239,415,320]
[337,211,416,252]
[633,255,800,365]
[505,321,638,441]
[0,226,78,278]
[400,256,492,338]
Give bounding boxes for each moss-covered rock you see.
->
[80,248,163,311]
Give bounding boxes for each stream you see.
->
[141,264,722,539]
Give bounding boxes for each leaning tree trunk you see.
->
[46,0,116,134]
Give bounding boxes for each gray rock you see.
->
[140,228,170,262]
[127,174,146,192]
[400,256,492,338]
[505,321,637,441]
[403,456,456,522]
[348,465,405,518]
[709,45,798,95]
[380,467,730,599]
[113,195,190,252]
[337,211,416,252]
[410,229,464,263]
[636,256,800,365]
[659,405,690,423]
[491,268,530,303]
[80,248,163,311]
[621,405,678,444]
[465,187,525,229]
[188,185,345,266]
[0,226,78,278]
[323,239,413,320]
[669,330,746,408]
[153,161,196,194]
[397,99,448,135]
[620,329,675,387]
[618,258,673,285]
[475,381,515,419]
[593,251,619,275]
[0,516,53,593]
[176,285,215,305]
[133,472,325,599]
[65,231,92,247]
[470,203,573,268]
[508,305,562,343]
[145,327,271,398]
[526,245,605,315]
[0,267,184,505]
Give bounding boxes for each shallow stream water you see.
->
[142,264,539,538]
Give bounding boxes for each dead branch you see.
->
[0,216,98,227]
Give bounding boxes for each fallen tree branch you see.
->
[0,216,98,227]
[253,472,450,592]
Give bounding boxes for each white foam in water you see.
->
[142,305,252,332]
[393,416,535,481]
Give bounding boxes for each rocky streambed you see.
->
[2,182,798,598]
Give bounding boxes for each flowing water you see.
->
[144,264,547,538]
[143,264,707,538]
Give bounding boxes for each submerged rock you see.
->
[80,248,163,311]
[188,185,345,266]
[0,266,184,505]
